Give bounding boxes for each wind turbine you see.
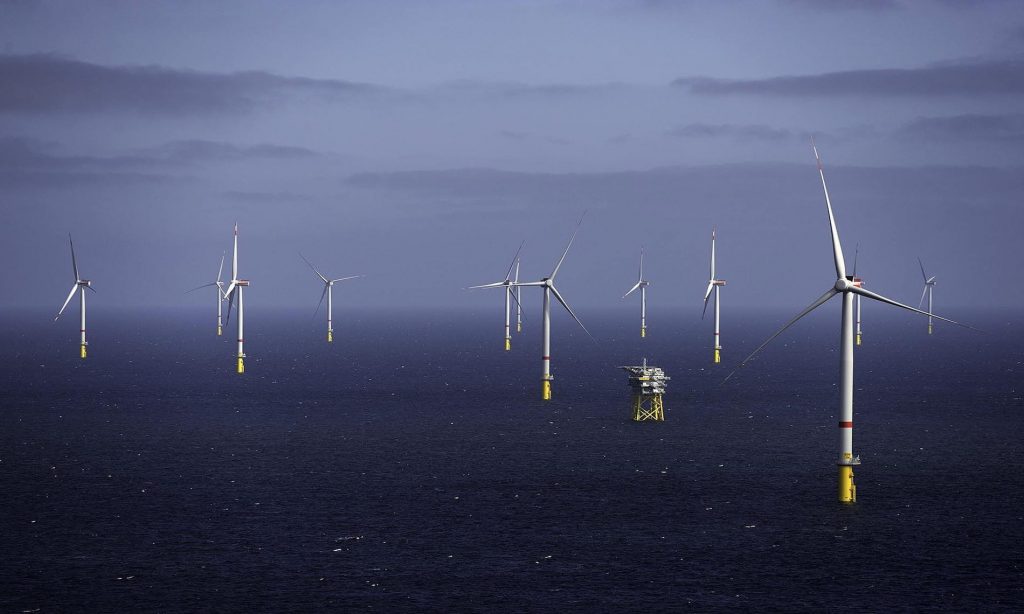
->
[918,258,937,335]
[726,141,971,503]
[469,241,525,351]
[702,228,726,363]
[186,252,226,336]
[300,253,361,343]
[222,223,249,374]
[513,216,592,400]
[622,248,650,338]
[54,234,95,358]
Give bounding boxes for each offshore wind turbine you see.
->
[622,248,650,338]
[54,234,95,358]
[702,228,726,363]
[222,223,249,374]
[918,258,938,334]
[469,241,525,351]
[186,252,226,336]
[513,217,592,400]
[300,253,361,343]
[726,141,971,503]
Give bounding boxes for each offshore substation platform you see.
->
[620,358,670,421]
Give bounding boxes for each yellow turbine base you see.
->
[517,322,522,333]
[714,348,721,364]
[928,324,933,335]
[505,338,511,351]
[856,333,862,346]
[542,379,552,401]
[80,344,87,359]
[838,465,856,503]
[641,327,646,338]
[217,326,222,336]
[237,356,245,374]
[328,330,333,343]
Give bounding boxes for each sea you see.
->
[1,307,1021,612]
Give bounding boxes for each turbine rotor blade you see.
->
[505,240,526,282]
[69,234,80,282]
[918,285,928,310]
[550,211,586,279]
[217,252,226,284]
[468,281,509,290]
[223,281,237,299]
[514,259,520,284]
[507,285,525,315]
[710,227,716,280]
[185,282,218,294]
[812,138,847,279]
[851,286,978,331]
[86,285,97,294]
[623,281,641,299]
[723,287,839,383]
[299,252,329,284]
[639,247,644,281]
[313,285,327,321]
[550,285,595,341]
[511,281,546,288]
[331,275,362,283]
[225,290,235,326]
[55,284,78,320]
[701,281,714,319]
[853,243,859,277]
[918,257,928,283]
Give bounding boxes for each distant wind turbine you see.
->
[186,252,226,336]
[702,227,726,363]
[917,258,938,335]
[852,245,864,346]
[222,223,250,374]
[469,241,525,351]
[513,215,592,400]
[622,248,650,338]
[54,234,95,359]
[726,140,972,503]
[300,253,361,343]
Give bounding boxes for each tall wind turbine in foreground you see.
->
[54,234,95,358]
[469,241,525,351]
[702,228,726,363]
[300,253,361,343]
[222,223,249,374]
[186,252,226,336]
[622,248,650,337]
[727,141,970,503]
[918,258,938,334]
[514,217,592,400]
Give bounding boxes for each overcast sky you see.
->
[2,0,1022,317]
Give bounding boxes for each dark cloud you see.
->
[0,54,388,115]
[899,114,1024,141]
[667,123,795,142]
[674,59,1024,97]
[0,136,320,188]
[437,80,627,99]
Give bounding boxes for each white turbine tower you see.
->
[469,241,525,351]
[513,217,592,400]
[222,223,249,374]
[702,227,726,363]
[186,252,226,336]
[300,253,361,343]
[54,234,95,359]
[918,258,938,335]
[622,248,650,338]
[727,141,971,503]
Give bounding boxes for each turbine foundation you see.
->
[714,348,721,364]
[237,354,245,374]
[641,326,646,338]
[856,333,862,346]
[505,338,511,351]
[80,344,87,359]
[217,325,222,336]
[542,377,552,400]
[838,463,858,503]
[328,330,333,343]
[621,359,670,422]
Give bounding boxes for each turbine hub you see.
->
[835,278,851,292]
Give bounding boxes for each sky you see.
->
[2,0,1023,318]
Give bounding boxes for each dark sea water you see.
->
[1,307,1021,612]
